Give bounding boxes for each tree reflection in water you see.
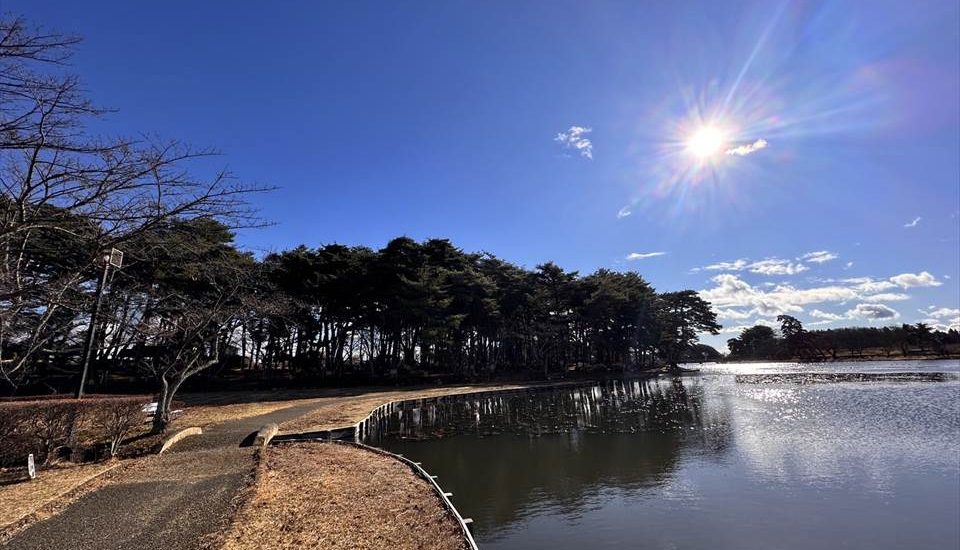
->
[364,378,733,538]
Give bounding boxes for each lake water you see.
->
[366,361,960,549]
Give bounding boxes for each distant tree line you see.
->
[726,315,960,362]
[0,16,721,431]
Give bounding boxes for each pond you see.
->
[365,360,960,549]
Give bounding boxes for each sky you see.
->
[9,0,959,351]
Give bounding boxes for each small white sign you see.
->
[27,453,36,479]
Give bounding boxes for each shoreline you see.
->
[10,363,953,549]
[711,354,960,364]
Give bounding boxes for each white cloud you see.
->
[861,293,910,302]
[616,206,632,219]
[846,303,900,321]
[904,216,921,228]
[704,259,749,271]
[844,261,854,270]
[699,274,857,316]
[726,138,768,156]
[700,257,807,276]
[918,307,960,331]
[625,251,666,261]
[555,126,593,159]
[697,260,947,331]
[715,308,754,320]
[802,250,839,264]
[921,318,960,332]
[844,277,898,293]
[748,259,808,276]
[924,307,960,319]
[889,271,942,288]
[810,309,846,321]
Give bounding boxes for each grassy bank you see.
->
[217,443,467,550]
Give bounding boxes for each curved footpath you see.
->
[2,402,322,550]
[2,380,586,550]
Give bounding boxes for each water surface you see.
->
[367,361,960,549]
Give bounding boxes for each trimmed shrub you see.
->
[97,399,147,456]
[0,395,151,467]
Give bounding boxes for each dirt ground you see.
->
[217,442,467,550]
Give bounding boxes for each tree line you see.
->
[0,16,720,431]
[726,315,960,361]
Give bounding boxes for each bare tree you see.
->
[0,16,265,388]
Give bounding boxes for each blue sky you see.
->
[12,0,959,350]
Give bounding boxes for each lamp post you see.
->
[76,248,123,398]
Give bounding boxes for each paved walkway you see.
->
[3,403,323,550]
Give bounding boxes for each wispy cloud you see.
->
[904,216,921,228]
[725,138,768,156]
[555,126,593,159]
[700,257,806,276]
[714,308,754,320]
[703,259,749,271]
[749,259,808,276]
[616,206,632,219]
[625,251,666,261]
[861,293,910,302]
[802,250,838,264]
[810,309,846,321]
[844,277,898,293]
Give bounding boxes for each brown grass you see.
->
[218,442,466,550]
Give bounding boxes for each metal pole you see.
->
[76,259,110,398]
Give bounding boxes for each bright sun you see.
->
[686,126,726,158]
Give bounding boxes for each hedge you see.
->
[0,396,151,467]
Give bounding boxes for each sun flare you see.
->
[686,126,727,158]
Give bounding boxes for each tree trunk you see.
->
[152,376,170,433]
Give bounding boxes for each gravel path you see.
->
[2,402,323,550]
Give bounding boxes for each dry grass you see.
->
[0,461,121,533]
[218,443,466,550]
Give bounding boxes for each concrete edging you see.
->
[253,423,278,447]
[158,426,202,454]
